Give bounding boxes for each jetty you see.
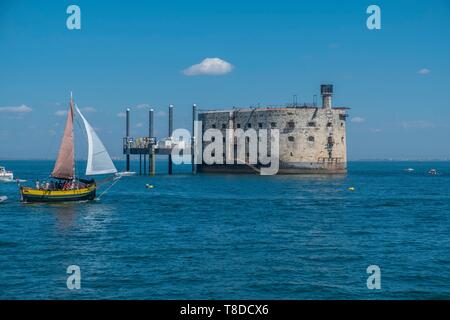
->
[122,105,197,175]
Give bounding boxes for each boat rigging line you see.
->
[96,175,122,200]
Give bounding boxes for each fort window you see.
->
[327,122,332,127]
[258,123,263,129]
[307,121,316,127]
[308,136,315,142]
[270,122,277,128]
[288,136,294,142]
[212,124,216,128]
[222,124,226,129]
[288,121,295,129]
[236,123,241,128]
[247,123,252,128]
[211,137,215,142]
[339,114,347,121]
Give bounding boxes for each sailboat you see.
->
[20,94,117,203]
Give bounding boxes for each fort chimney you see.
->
[321,84,333,109]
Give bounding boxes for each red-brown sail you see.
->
[51,98,75,180]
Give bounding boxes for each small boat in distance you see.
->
[19,93,118,203]
[0,166,14,182]
[428,169,438,175]
[404,168,415,172]
[0,196,7,203]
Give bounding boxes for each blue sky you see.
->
[0,0,449,160]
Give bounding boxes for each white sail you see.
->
[76,107,117,176]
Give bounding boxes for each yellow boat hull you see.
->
[20,184,96,203]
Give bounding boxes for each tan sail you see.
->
[51,98,75,180]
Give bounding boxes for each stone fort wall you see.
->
[197,106,348,174]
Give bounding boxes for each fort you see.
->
[197,84,349,174]
[122,84,349,175]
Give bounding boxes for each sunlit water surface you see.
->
[0,160,449,299]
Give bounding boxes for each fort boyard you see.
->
[195,85,349,174]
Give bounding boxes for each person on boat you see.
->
[19,93,118,203]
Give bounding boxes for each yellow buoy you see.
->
[348,187,355,191]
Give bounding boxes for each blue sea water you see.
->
[0,160,449,299]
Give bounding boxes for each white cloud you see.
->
[56,107,95,116]
[117,112,126,118]
[401,120,436,129]
[0,104,32,113]
[55,110,67,117]
[183,57,234,76]
[136,104,150,109]
[81,107,96,113]
[418,68,431,75]
[351,117,365,123]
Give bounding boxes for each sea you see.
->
[0,160,449,299]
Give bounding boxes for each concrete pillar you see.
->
[144,154,146,175]
[168,104,173,175]
[126,108,130,171]
[192,104,197,174]
[226,111,234,164]
[149,109,155,175]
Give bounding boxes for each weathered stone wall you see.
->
[198,107,348,173]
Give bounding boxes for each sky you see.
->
[1,0,450,160]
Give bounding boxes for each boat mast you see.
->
[71,91,77,185]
